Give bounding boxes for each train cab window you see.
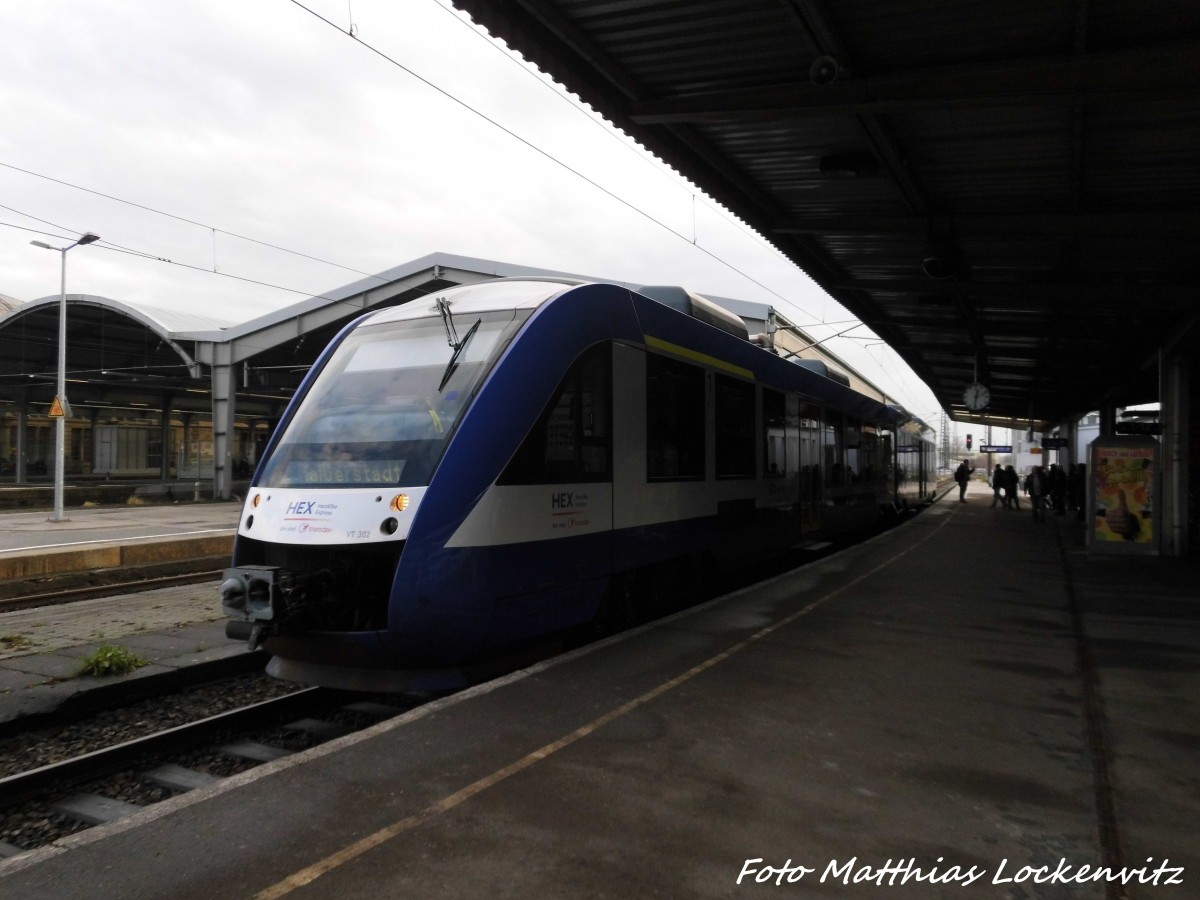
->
[647,354,705,481]
[499,344,612,485]
[715,375,755,479]
[258,310,526,488]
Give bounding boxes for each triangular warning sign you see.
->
[48,396,66,418]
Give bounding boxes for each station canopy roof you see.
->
[449,0,1200,428]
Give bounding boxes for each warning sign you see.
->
[48,396,71,418]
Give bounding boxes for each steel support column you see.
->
[210,346,238,501]
[1160,351,1190,557]
[15,402,28,483]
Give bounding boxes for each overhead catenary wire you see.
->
[0,160,392,287]
[2,197,438,318]
[426,0,820,320]
[285,0,829,326]
[3,3,903,389]
[5,7,834,333]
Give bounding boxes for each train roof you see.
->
[343,277,902,427]
[353,277,903,427]
[365,278,576,325]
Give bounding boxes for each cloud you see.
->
[0,0,939,416]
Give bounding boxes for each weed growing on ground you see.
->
[75,645,150,677]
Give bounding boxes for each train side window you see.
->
[763,388,786,477]
[715,375,755,479]
[824,409,844,485]
[844,416,862,482]
[861,423,883,483]
[878,428,894,486]
[798,399,822,496]
[647,354,705,481]
[499,344,612,485]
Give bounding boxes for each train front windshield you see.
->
[259,310,526,488]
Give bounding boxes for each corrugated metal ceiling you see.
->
[451,0,1200,427]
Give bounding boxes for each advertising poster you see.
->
[1089,438,1157,553]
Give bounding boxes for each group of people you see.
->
[982,463,1024,510]
[985,461,1087,522]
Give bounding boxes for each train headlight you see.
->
[390,494,410,512]
[252,493,262,508]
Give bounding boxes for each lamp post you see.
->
[30,232,101,522]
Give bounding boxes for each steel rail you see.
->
[0,686,331,809]
[0,570,222,613]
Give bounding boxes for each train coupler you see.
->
[221,564,337,638]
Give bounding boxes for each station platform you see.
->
[0,501,237,586]
[0,484,1196,898]
[0,501,242,721]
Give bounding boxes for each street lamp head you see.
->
[30,233,100,252]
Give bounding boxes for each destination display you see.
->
[281,459,407,486]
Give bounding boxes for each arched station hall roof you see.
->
[0,293,214,417]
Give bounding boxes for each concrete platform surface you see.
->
[0,502,238,583]
[0,580,244,722]
[0,485,1195,898]
[0,502,239,553]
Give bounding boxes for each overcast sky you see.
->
[1,0,943,421]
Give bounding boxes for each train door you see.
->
[796,397,823,533]
[478,341,617,640]
[610,342,645,566]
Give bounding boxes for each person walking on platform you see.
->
[1048,463,1067,515]
[990,464,1005,507]
[1025,466,1048,522]
[1069,463,1086,521]
[954,459,974,502]
[1003,464,1021,509]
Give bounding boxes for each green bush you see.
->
[75,644,150,677]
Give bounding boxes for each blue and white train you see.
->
[222,279,936,690]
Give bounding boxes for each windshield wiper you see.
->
[436,297,459,350]
[436,300,482,392]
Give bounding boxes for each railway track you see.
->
[0,677,425,858]
[0,569,223,614]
